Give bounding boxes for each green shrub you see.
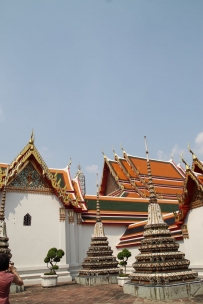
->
[44,248,65,274]
[117,248,131,274]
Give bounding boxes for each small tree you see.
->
[44,248,65,274]
[117,248,131,274]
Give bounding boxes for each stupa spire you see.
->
[96,173,101,223]
[144,136,157,204]
[0,166,12,258]
[93,174,105,237]
[0,167,9,221]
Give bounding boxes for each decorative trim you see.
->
[181,224,189,239]
[68,210,74,223]
[77,213,82,225]
[59,208,66,221]
[190,200,203,209]
[6,187,53,195]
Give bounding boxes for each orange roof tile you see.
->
[110,161,128,180]
[129,157,183,179]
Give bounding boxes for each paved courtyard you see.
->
[10,282,203,304]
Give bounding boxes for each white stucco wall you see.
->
[1,189,198,282]
[1,192,67,268]
[184,206,203,269]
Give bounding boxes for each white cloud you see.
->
[86,164,98,174]
[41,146,49,151]
[171,144,185,157]
[195,132,203,145]
[38,146,53,164]
[156,150,168,161]
[168,144,188,164]
[194,132,203,156]
[0,105,5,122]
[157,150,164,160]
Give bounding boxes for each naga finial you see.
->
[120,143,126,156]
[102,151,107,159]
[170,150,173,161]
[67,158,72,169]
[180,153,190,171]
[188,143,197,160]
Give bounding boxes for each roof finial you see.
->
[144,136,157,204]
[102,151,107,159]
[170,150,173,161]
[67,158,72,169]
[120,143,126,155]
[29,129,35,145]
[112,146,118,160]
[180,153,190,171]
[96,173,101,222]
[188,143,197,160]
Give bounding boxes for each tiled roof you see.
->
[117,213,183,248]
[100,149,185,200]
[82,195,179,225]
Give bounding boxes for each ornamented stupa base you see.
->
[75,274,118,286]
[123,280,203,301]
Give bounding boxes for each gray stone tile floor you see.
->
[9,282,203,304]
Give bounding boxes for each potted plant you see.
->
[41,247,65,287]
[117,248,131,286]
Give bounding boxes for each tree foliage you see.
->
[117,249,131,274]
[44,248,65,274]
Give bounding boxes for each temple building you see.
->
[0,133,202,285]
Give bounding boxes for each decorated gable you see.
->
[8,161,51,193]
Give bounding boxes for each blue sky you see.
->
[0,0,203,194]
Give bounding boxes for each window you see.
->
[23,213,31,226]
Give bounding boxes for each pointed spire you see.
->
[93,173,105,237]
[96,173,101,222]
[75,164,86,197]
[188,143,197,160]
[144,136,157,204]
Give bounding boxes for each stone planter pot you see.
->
[117,276,130,287]
[41,274,58,287]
